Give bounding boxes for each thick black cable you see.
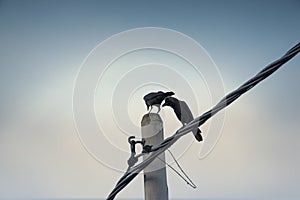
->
[106,42,299,200]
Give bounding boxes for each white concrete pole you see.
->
[141,113,168,200]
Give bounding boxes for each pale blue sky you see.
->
[0,0,299,199]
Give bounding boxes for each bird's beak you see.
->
[162,102,167,107]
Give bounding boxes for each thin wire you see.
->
[167,150,197,188]
[106,42,300,200]
[164,149,197,188]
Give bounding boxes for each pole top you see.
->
[141,113,162,126]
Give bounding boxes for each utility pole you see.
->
[141,113,169,200]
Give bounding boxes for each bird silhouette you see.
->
[143,91,175,113]
[162,96,203,142]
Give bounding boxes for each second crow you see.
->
[162,96,203,142]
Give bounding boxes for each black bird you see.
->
[162,97,203,142]
[143,91,175,113]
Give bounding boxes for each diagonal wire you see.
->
[106,42,300,200]
[162,149,197,188]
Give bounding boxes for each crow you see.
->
[162,97,203,142]
[143,91,175,113]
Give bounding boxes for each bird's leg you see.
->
[180,123,187,129]
[157,106,161,113]
[148,105,153,113]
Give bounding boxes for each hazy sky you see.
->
[0,0,299,199]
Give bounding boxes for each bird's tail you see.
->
[192,128,203,142]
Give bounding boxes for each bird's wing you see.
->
[179,101,194,124]
[143,92,157,101]
[171,100,182,122]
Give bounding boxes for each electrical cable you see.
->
[106,42,300,200]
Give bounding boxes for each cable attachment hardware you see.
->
[142,144,153,153]
[127,136,145,167]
